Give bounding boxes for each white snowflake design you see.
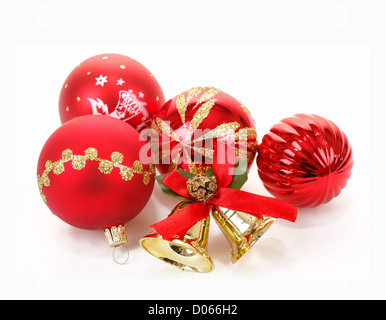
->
[88,90,149,130]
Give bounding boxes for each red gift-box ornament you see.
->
[151,143,297,240]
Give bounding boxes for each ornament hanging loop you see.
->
[112,245,130,265]
[104,225,130,265]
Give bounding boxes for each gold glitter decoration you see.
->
[196,87,221,105]
[148,162,156,175]
[150,119,159,132]
[85,147,98,160]
[99,160,113,174]
[45,160,53,171]
[187,158,197,174]
[168,162,178,172]
[37,148,155,203]
[194,122,240,142]
[187,87,205,101]
[143,172,150,185]
[154,86,256,173]
[40,173,50,187]
[194,164,212,176]
[176,92,188,123]
[191,146,214,158]
[240,104,252,116]
[233,127,257,141]
[133,160,143,173]
[155,118,180,142]
[40,193,47,203]
[186,99,216,138]
[111,151,124,163]
[176,87,218,124]
[120,166,134,181]
[52,161,64,175]
[62,149,73,161]
[72,155,86,170]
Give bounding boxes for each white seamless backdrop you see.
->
[2,1,379,300]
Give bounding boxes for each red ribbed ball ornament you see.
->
[257,114,353,208]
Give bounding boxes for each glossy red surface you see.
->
[59,53,165,132]
[151,87,257,174]
[37,115,154,230]
[257,114,353,207]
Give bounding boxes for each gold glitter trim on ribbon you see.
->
[37,147,155,203]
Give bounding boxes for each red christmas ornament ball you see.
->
[151,86,258,174]
[59,53,165,132]
[257,114,353,208]
[37,115,155,230]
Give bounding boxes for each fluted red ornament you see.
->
[59,53,165,132]
[257,114,353,208]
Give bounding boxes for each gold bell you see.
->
[211,205,276,263]
[139,201,214,273]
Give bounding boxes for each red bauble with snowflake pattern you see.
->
[59,53,165,132]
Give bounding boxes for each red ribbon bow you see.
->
[151,144,297,240]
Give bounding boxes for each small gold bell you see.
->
[139,201,214,273]
[212,205,276,263]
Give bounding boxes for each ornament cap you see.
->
[104,225,128,247]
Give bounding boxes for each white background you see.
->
[2,1,384,300]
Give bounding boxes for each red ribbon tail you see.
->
[212,188,297,222]
[150,202,211,240]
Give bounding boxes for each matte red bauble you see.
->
[37,115,155,246]
[150,87,258,174]
[59,53,165,132]
[257,114,353,208]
